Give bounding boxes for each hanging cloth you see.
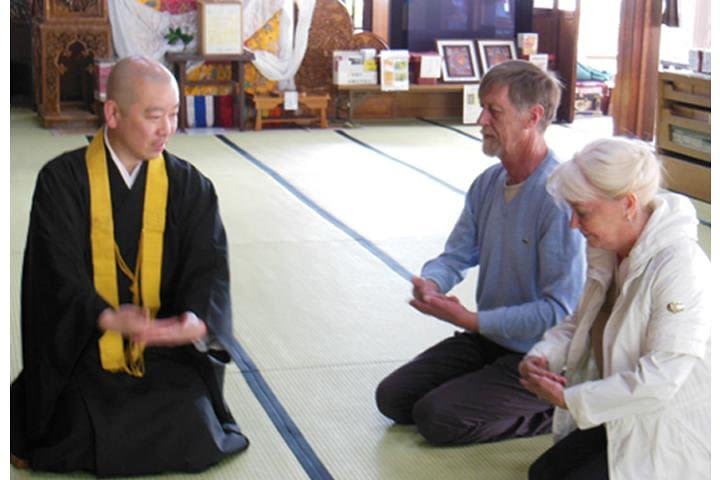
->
[86,129,168,377]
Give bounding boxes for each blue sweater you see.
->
[421,152,586,353]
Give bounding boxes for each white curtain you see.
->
[108,0,316,89]
[108,0,198,63]
[246,0,317,90]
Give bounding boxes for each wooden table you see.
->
[166,51,255,130]
[253,93,330,131]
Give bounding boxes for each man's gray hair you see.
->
[479,60,563,131]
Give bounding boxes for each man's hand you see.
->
[409,276,477,331]
[98,304,150,336]
[132,311,208,347]
[411,275,440,302]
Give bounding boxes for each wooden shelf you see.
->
[165,51,254,130]
[655,70,711,202]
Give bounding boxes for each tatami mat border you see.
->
[334,130,465,195]
[417,117,486,143]
[216,134,413,281]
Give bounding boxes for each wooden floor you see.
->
[8,109,711,479]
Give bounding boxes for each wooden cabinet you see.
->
[32,0,111,128]
[655,71,710,202]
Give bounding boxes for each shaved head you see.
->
[106,56,178,112]
[103,55,180,169]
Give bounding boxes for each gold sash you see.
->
[86,129,168,377]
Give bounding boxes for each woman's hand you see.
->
[520,374,568,409]
[519,355,568,409]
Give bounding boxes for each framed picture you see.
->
[436,39,480,82]
[477,39,517,74]
[198,0,243,56]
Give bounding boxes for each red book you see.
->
[214,95,233,128]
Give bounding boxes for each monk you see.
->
[10,56,249,476]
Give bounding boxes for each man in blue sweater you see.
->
[375,60,586,445]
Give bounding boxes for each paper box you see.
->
[380,50,410,92]
[333,50,378,85]
[700,49,711,74]
[689,49,703,72]
[410,52,442,85]
[517,33,539,57]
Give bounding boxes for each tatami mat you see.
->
[261,363,553,480]
[9,108,711,480]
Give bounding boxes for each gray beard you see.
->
[482,137,501,157]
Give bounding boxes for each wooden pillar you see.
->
[612,0,662,140]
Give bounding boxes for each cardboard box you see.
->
[333,50,378,85]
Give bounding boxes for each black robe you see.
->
[11,146,249,476]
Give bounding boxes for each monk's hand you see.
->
[519,371,568,409]
[98,304,150,337]
[133,311,208,347]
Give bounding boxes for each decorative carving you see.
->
[39,0,106,20]
[40,28,109,114]
[11,0,32,21]
[295,0,387,94]
[33,0,110,127]
[62,0,97,12]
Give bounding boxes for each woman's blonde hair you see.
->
[546,137,663,207]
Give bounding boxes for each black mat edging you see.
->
[227,340,334,480]
[334,129,465,196]
[217,134,413,281]
[416,117,484,143]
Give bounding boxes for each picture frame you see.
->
[436,39,480,83]
[198,0,243,56]
[477,39,517,74]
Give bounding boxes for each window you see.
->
[577,0,621,77]
[660,0,710,67]
[340,0,365,31]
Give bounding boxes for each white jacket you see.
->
[527,192,710,480]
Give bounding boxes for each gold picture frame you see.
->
[198,0,244,56]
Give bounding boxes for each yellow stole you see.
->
[86,129,168,377]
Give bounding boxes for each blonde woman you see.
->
[519,138,710,479]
